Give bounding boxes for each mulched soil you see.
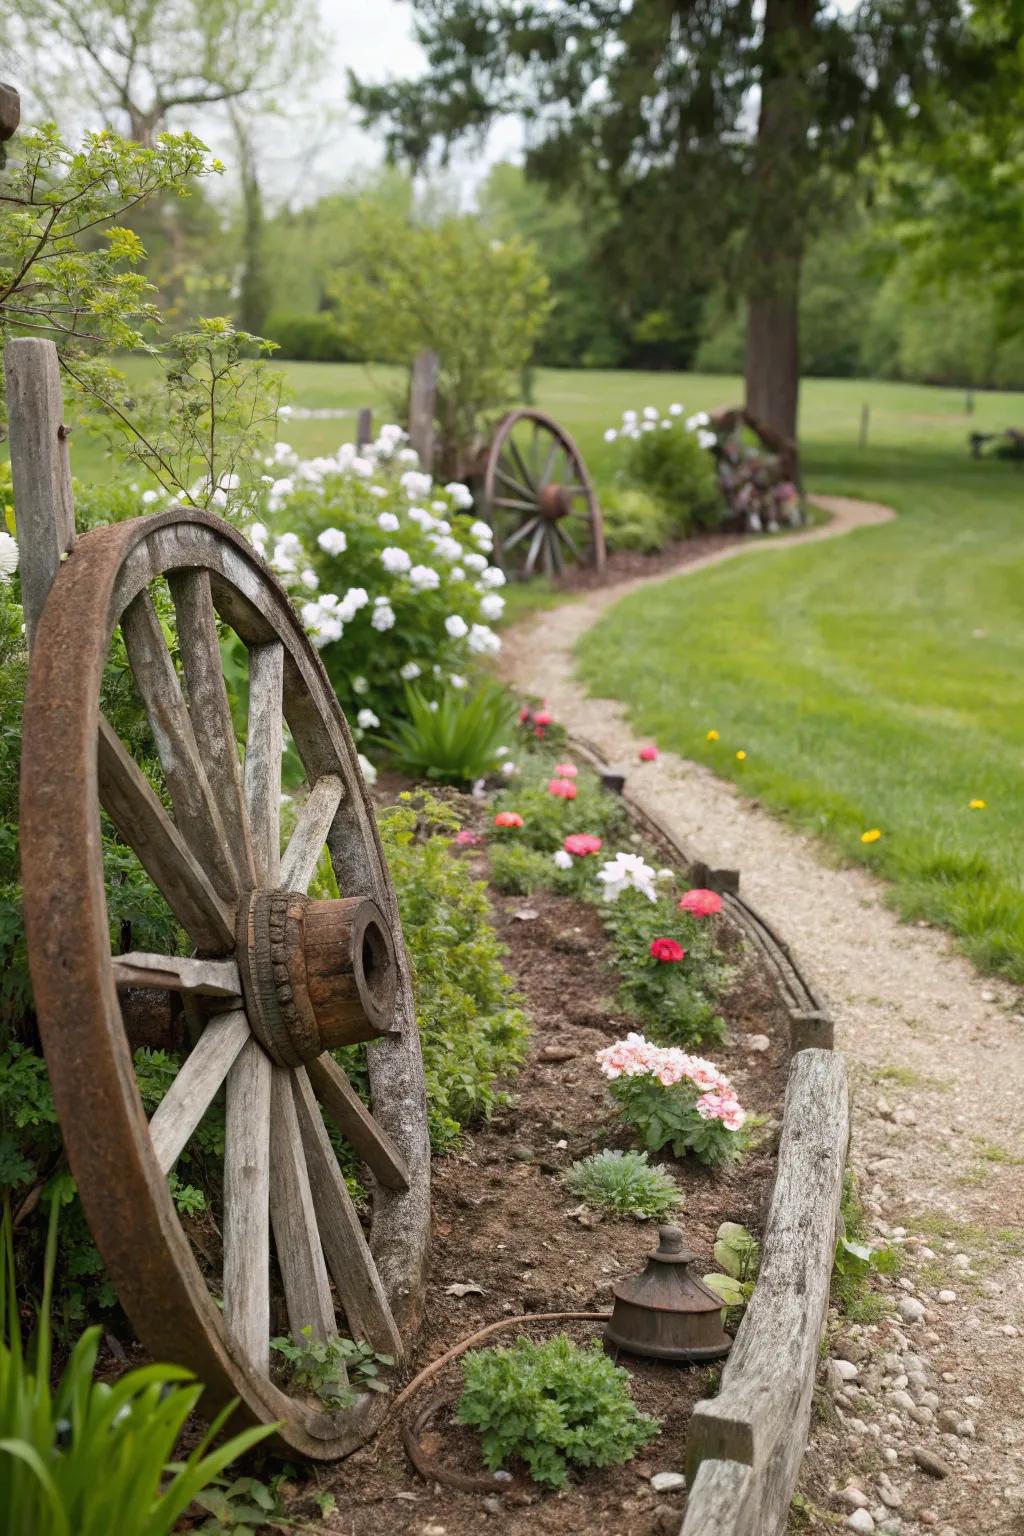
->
[545,530,741,593]
[303,850,794,1536]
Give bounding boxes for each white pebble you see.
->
[937,1290,957,1304]
[846,1511,875,1533]
[898,1297,925,1323]
[834,1359,860,1381]
[842,1487,870,1509]
[650,1472,686,1494]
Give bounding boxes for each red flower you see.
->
[494,811,524,828]
[547,778,577,800]
[554,762,578,778]
[639,744,658,762]
[518,707,531,723]
[679,888,723,917]
[564,833,603,857]
[650,937,685,963]
[534,711,554,727]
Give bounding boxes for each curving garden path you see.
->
[499,498,1024,1536]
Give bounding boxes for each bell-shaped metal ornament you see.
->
[605,1224,733,1363]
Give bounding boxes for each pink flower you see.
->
[564,833,603,857]
[547,778,577,800]
[494,811,524,828]
[679,888,723,917]
[455,829,483,846]
[554,762,578,778]
[650,937,685,963]
[639,744,658,762]
[518,707,531,724]
[534,710,553,727]
[696,1093,746,1132]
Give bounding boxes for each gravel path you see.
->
[498,499,1024,1536]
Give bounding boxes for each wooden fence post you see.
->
[356,406,373,449]
[858,402,870,450]
[407,349,439,470]
[4,338,77,647]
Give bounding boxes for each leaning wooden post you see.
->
[407,348,439,470]
[4,338,77,646]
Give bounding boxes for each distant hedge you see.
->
[263,311,354,362]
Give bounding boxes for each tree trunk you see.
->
[744,0,817,458]
[232,113,270,336]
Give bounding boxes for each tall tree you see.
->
[352,0,980,453]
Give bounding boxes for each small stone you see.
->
[981,988,996,1002]
[511,1145,534,1162]
[877,1484,903,1509]
[937,1410,961,1434]
[842,1486,870,1509]
[919,1513,938,1526]
[883,1448,899,1466]
[999,1323,1018,1337]
[952,1253,971,1270]
[957,1418,976,1438]
[652,1506,680,1536]
[910,1405,935,1426]
[846,1511,875,1533]
[539,1045,578,1062]
[745,1033,770,1052]
[421,1524,448,1536]
[650,1472,686,1494]
[483,1497,502,1515]
[913,1447,952,1479]
[891,1390,916,1414]
[937,1528,958,1536]
[937,1290,957,1304]
[834,1359,860,1381]
[898,1297,925,1324]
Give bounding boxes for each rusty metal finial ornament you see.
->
[605,1225,733,1363]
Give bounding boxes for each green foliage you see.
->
[334,207,550,475]
[377,793,528,1149]
[0,1204,274,1536]
[599,486,672,554]
[831,1170,901,1321]
[703,1221,761,1314]
[487,841,559,896]
[264,312,353,363]
[602,889,729,1048]
[381,681,517,785]
[608,1072,746,1168]
[562,1149,681,1222]
[270,1327,394,1411]
[492,756,629,856]
[456,1334,659,1489]
[616,421,722,537]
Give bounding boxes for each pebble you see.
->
[883,1448,899,1466]
[846,1511,875,1533]
[842,1487,869,1509]
[834,1359,860,1381]
[913,1447,952,1478]
[650,1471,686,1494]
[937,1290,957,1304]
[510,1145,535,1162]
[652,1507,680,1536]
[483,1497,502,1515]
[898,1297,926,1324]
[421,1525,448,1536]
[745,1033,770,1052]
[890,1390,916,1414]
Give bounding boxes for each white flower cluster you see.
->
[0,532,19,582]
[604,404,717,453]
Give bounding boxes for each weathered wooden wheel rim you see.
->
[20,509,430,1459]
[482,408,605,578]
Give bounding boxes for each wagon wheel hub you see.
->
[236,891,398,1068]
[539,484,571,521]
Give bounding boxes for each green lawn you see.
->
[52,358,1024,978]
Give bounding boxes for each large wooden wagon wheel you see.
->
[19,509,431,1460]
[481,408,605,578]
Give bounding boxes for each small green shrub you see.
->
[492,756,629,855]
[270,1327,394,1410]
[377,793,528,1149]
[381,681,517,785]
[456,1334,659,1489]
[703,1221,761,1312]
[616,418,721,535]
[599,486,672,554]
[607,1069,747,1166]
[488,841,559,895]
[263,310,353,362]
[603,889,729,1047]
[0,1205,273,1536]
[563,1149,681,1221]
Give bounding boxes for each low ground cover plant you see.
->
[703,1221,761,1312]
[456,1334,659,1489]
[270,1327,394,1410]
[603,406,722,538]
[562,1149,682,1221]
[597,1033,747,1166]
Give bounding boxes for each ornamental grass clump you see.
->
[597,1033,747,1166]
[456,1334,659,1489]
[563,1149,682,1222]
[380,679,517,785]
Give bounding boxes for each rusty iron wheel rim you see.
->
[20,510,431,1459]
[481,408,605,579]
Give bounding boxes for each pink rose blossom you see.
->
[554,762,578,778]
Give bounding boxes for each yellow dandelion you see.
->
[860,828,881,844]
[706,729,720,742]
[969,799,986,810]
[735,750,747,761]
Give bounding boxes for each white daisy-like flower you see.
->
[469,520,494,549]
[669,402,684,416]
[643,405,658,420]
[698,429,717,450]
[444,614,468,639]
[500,760,517,777]
[596,851,658,903]
[408,506,436,531]
[380,546,411,574]
[357,708,380,730]
[553,849,573,870]
[431,536,463,563]
[622,409,638,425]
[368,484,388,499]
[450,566,465,581]
[141,488,161,505]
[317,527,348,557]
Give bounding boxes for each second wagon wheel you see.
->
[20,509,431,1460]
[482,408,605,578]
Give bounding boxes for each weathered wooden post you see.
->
[3,338,77,645]
[407,348,439,470]
[356,406,373,449]
[0,81,20,163]
[858,401,870,450]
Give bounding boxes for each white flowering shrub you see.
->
[247,425,506,729]
[604,405,722,538]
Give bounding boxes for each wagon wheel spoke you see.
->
[495,463,535,503]
[556,521,583,562]
[539,437,560,489]
[506,437,537,495]
[112,951,242,996]
[120,590,238,900]
[245,642,284,888]
[306,1054,409,1191]
[98,717,236,955]
[269,1064,339,1346]
[148,1008,251,1174]
[502,515,541,552]
[224,1035,273,1373]
[523,520,548,577]
[168,568,255,891]
[492,495,538,514]
[279,775,344,894]
[545,526,563,577]
[292,1069,402,1356]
